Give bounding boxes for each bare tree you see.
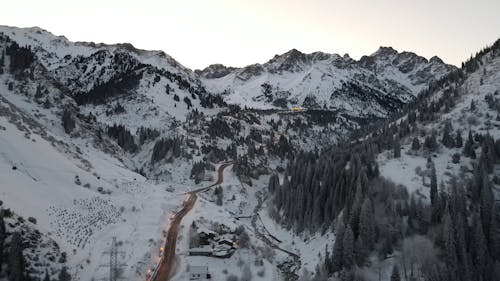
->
[400,235,437,281]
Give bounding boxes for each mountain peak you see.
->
[429,55,444,64]
[373,46,398,57]
[195,63,237,79]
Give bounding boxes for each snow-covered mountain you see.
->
[0,25,456,122]
[198,47,456,117]
[2,24,499,281]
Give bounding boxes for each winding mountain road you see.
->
[151,162,231,281]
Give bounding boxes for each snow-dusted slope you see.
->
[0,94,184,280]
[199,48,456,117]
[0,25,221,127]
[0,25,194,77]
[379,40,500,199]
[0,28,206,280]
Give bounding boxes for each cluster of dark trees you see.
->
[190,161,214,184]
[200,144,231,163]
[106,124,138,153]
[269,145,380,234]
[304,110,339,126]
[266,132,293,160]
[268,45,500,280]
[150,137,183,164]
[260,82,273,102]
[207,118,234,139]
[5,41,35,76]
[0,209,71,281]
[105,102,126,116]
[74,69,144,105]
[462,38,500,73]
[270,128,500,280]
[199,92,226,108]
[302,95,320,108]
[0,210,30,281]
[331,81,404,114]
[232,155,253,180]
[137,127,160,145]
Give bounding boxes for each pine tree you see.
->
[441,121,455,148]
[480,178,494,240]
[359,198,375,252]
[430,164,438,207]
[268,173,280,193]
[0,51,5,74]
[332,222,345,271]
[470,99,476,111]
[463,131,476,159]
[471,214,487,279]
[455,130,463,148]
[411,137,420,151]
[342,225,354,269]
[443,209,458,280]
[43,270,51,281]
[215,186,223,206]
[393,137,401,158]
[58,267,71,281]
[424,133,438,152]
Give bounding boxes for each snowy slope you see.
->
[0,25,195,78]
[0,97,183,280]
[379,41,500,201]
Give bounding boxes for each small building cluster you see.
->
[188,227,237,258]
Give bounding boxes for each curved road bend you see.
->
[152,162,232,281]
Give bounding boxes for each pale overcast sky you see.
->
[2,0,500,69]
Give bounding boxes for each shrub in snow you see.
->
[237,227,250,249]
[467,115,479,126]
[62,109,75,134]
[74,176,81,186]
[226,275,238,281]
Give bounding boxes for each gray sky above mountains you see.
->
[3,0,500,69]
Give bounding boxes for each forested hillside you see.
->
[267,39,500,281]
